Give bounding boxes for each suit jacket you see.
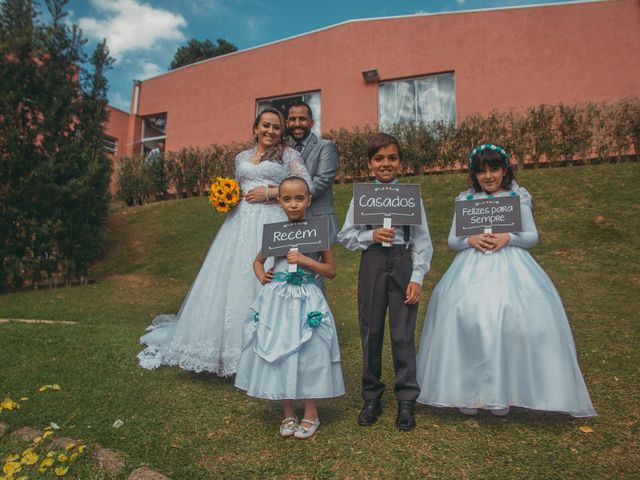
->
[297,133,339,243]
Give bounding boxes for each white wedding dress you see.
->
[138,147,312,376]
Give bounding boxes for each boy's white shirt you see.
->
[337,195,433,285]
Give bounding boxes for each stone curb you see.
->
[129,466,172,480]
[1,423,171,479]
[10,426,43,442]
[92,446,128,474]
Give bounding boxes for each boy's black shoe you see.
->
[358,399,382,426]
[396,400,416,431]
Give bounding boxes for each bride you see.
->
[138,108,313,376]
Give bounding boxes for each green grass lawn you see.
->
[1,163,638,479]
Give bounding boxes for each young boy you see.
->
[337,133,433,431]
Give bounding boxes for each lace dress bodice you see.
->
[235,147,313,194]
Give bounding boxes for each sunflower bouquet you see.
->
[209,177,241,213]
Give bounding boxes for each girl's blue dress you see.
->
[416,185,596,417]
[234,256,345,400]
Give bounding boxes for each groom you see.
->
[286,101,339,244]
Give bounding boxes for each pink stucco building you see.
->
[106,0,640,164]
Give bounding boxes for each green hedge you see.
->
[117,97,640,202]
[117,142,251,204]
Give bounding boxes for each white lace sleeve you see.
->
[234,149,248,177]
[283,147,314,194]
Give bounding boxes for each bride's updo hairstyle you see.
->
[468,144,515,192]
[253,108,287,164]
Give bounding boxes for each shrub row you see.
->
[117,98,640,202]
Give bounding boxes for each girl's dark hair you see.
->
[468,149,515,192]
[367,132,404,161]
[278,175,310,195]
[253,108,287,163]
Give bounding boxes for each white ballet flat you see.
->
[294,417,320,439]
[490,407,510,417]
[279,417,299,437]
[459,408,478,416]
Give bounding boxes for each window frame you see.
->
[256,91,321,136]
[378,71,456,130]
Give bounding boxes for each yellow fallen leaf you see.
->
[33,436,43,444]
[51,384,61,391]
[0,398,19,410]
[43,430,54,439]
[54,465,69,476]
[21,448,39,465]
[20,397,29,401]
[579,426,593,433]
[38,385,50,392]
[3,461,22,475]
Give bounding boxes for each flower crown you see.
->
[469,144,510,167]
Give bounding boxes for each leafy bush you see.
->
[115,98,640,201]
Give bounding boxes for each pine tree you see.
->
[0,0,42,289]
[0,0,114,291]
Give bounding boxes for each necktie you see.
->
[295,142,304,153]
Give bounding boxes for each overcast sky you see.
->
[64,0,584,111]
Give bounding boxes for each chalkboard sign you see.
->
[455,195,522,236]
[353,183,422,225]
[261,216,330,257]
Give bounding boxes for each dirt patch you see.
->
[128,466,172,480]
[110,274,154,289]
[93,447,127,474]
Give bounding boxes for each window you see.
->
[104,136,117,155]
[141,113,167,154]
[256,91,321,136]
[378,73,456,130]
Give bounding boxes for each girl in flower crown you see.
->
[235,175,345,439]
[415,144,595,417]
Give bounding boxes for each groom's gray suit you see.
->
[297,133,339,243]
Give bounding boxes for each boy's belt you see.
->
[365,244,412,254]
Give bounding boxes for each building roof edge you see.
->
[139,0,607,83]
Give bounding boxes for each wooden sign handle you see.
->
[484,227,493,255]
[382,217,392,247]
[288,247,298,272]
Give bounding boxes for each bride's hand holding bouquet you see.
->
[209,177,240,213]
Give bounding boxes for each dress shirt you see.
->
[294,133,312,153]
[337,180,433,285]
